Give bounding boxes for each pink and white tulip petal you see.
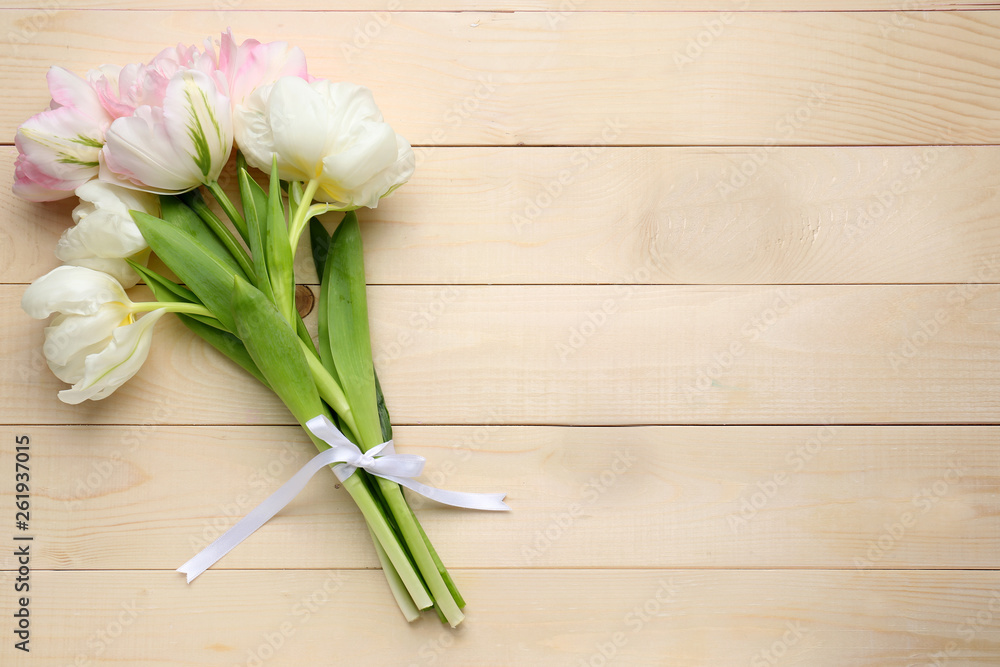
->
[101,69,233,193]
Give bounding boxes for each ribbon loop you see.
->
[177,415,509,583]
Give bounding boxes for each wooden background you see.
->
[3,3,1000,665]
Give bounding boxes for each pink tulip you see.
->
[100,69,233,193]
[213,30,310,107]
[13,67,112,201]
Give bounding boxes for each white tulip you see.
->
[235,76,414,210]
[57,308,166,404]
[22,266,166,404]
[56,181,159,287]
[22,265,132,318]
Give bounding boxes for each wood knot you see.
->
[295,285,315,318]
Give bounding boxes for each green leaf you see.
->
[126,260,226,332]
[310,217,332,282]
[323,211,382,448]
[374,368,393,442]
[179,189,255,280]
[176,313,269,387]
[265,157,295,324]
[238,167,274,300]
[126,260,198,303]
[160,195,245,277]
[231,276,327,426]
[132,211,243,333]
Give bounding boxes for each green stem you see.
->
[378,479,465,626]
[288,179,321,251]
[299,338,361,442]
[130,301,215,317]
[341,474,433,610]
[187,192,255,281]
[206,181,248,241]
[412,507,465,608]
[368,526,422,622]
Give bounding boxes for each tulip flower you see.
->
[13,67,113,201]
[22,266,210,404]
[209,29,310,107]
[100,68,233,194]
[234,76,414,211]
[56,181,159,288]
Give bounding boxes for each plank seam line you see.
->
[5,422,1000,428]
[8,567,1000,573]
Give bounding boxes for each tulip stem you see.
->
[185,191,256,281]
[206,181,248,241]
[288,179,321,252]
[298,337,362,443]
[130,301,215,317]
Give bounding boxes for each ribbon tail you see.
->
[380,474,511,511]
[176,447,347,583]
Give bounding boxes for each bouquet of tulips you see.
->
[15,31,502,627]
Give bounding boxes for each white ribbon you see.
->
[177,415,509,583]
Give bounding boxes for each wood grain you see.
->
[6,145,1000,286]
[2,425,996,570]
[3,11,999,145]
[1,570,998,666]
[4,284,1000,425]
[7,1,997,10]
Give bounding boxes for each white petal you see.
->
[61,256,147,289]
[268,76,328,179]
[43,303,130,368]
[58,308,166,404]
[21,266,131,319]
[233,83,277,173]
[59,180,155,261]
[48,339,108,385]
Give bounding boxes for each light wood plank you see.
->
[1,570,999,665]
[2,425,997,569]
[6,145,1000,286]
[7,1,995,10]
[3,11,999,145]
[3,284,1000,425]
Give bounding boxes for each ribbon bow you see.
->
[177,415,509,583]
